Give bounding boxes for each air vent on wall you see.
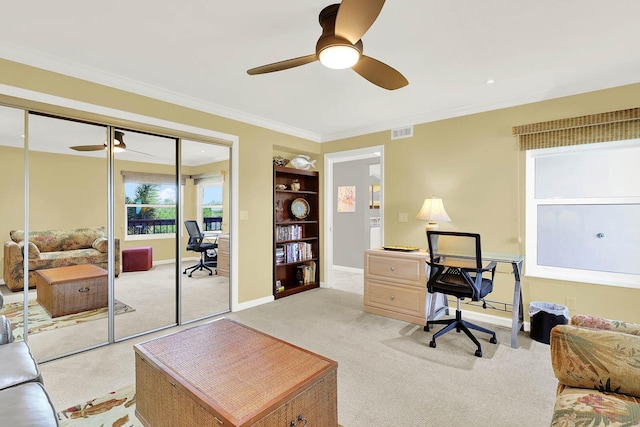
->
[391,125,414,140]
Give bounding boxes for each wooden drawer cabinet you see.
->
[364,249,447,325]
[217,234,230,278]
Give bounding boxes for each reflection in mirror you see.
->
[26,113,110,361]
[114,129,179,340]
[0,105,25,343]
[181,139,230,322]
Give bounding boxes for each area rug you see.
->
[57,384,140,427]
[57,385,345,427]
[0,299,135,340]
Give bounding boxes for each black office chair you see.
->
[183,220,216,277]
[424,231,497,357]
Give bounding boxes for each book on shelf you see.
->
[276,224,303,241]
[276,242,313,263]
[296,260,317,285]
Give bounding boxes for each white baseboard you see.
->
[333,265,364,274]
[233,295,274,312]
[459,307,530,332]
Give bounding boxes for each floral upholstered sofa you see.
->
[3,227,120,292]
[550,314,640,426]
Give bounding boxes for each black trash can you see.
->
[529,302,570,344]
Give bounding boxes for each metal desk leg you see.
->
[510,260,524,348]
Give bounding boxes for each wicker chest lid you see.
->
[134,318,337,425]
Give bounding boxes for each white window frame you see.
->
[124,184,183,241]
[525,139,640,288]
[196,178,224,231]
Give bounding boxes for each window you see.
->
[194,173,225,232]
[122,171,184,240]
[525,139,640,288]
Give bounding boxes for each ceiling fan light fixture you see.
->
[319,45,360,69]
[113,131,126,153]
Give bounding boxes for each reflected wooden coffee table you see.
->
[36,264,108,318]
[135,318,338,427]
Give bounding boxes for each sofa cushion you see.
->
[571,314,640,336]
[18,241,41,259]
[1,315,13,344]
[551,325,640,399]
[0,382,59,427]
[28,248,106,271]
[0,341,42,390]
[11,227,106,252]
[551,384,640,427]
[92,237,108,253]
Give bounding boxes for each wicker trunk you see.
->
[36,264,107,318]
[134,319,338,427]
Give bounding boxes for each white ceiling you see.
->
[2,0,640,143]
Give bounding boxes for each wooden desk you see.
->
[134,319,338,427]
[365,249,525,349]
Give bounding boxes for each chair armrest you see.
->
[550,324,640,398]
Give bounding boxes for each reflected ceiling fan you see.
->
[247,0,408,90]
[70,131,153,156]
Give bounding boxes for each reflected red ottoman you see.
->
[122,246,153,272]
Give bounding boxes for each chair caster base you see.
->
[490,336,497,344]
[424,325,430,332]
[475,349,482,357]
[429,341,436,348]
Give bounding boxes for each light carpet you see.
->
[0,299,135,340]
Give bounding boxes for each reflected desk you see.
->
[429,252,525,349]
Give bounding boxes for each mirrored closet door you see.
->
[27,113,110,360]
[180,139,231,323]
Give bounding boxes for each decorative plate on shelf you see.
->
[290,198,310,220]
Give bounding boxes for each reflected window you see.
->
[123,176,181,239]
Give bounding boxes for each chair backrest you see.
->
[426,231,490,301]
[427,231,483,269]
[184,220,204,248]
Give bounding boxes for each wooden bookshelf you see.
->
[273,165,320,299]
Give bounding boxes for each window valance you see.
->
[190,171,226,186]
[512,107,640,150]
[121,171,186,185]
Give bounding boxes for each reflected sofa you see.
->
[550,314,640,426]
[3,227,120,292]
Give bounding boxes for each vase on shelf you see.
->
[291,179,301,191]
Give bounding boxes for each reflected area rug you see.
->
[58,384,140,427]
[0,299,135,340]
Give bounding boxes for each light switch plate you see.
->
[240,211,249,220]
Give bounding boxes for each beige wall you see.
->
[321,83,640,323]
[2,57,639,321]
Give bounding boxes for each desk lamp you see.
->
[415,197,451,253]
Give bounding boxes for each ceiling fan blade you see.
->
[247,54,318,75]
[69,145,106,152]
[352,55,408,90]
[335,0,386,44]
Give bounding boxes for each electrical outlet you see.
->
[565,297,576,311]
[398,212,408,223]
[240,211,249,220]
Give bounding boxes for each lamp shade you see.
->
[415,197,451,223]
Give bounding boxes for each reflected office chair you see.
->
[183,220,216,277]
[424,231,497,357]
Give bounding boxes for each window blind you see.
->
[512,107,640,150]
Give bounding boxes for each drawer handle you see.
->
[78,287,90,293]
[390,267,395,271]
[214,416,224,425]
[298,415,308,426]
[390,295,395,300]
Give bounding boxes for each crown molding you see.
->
[0,42,322,143]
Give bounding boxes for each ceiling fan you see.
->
[70,131,153,156]
[247,0,408,90]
